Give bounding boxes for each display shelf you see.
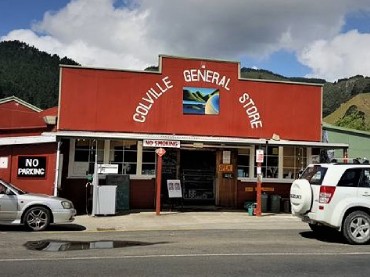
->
[182,169,215,200]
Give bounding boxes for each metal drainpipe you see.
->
[91,140,99,216]
[53,140,61,196]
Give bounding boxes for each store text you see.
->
[183,68,230,91]
[239,93,263,128]
[133,76,173,123]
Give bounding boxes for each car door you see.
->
[0,184,19,221]
[358,168,370,203]
[331,168,362,209]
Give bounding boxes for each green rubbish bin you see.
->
[248,203,256,216]
[243,201,255,216]
[270,195,281,213]
[261,193,268,213]
[244,201,254,211]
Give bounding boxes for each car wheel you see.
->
[24,206,51,231]
[343,211,370,245]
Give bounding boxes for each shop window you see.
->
[74,139,104,175]
[237,148,251,177]
[110,140,138,174]
[69,139,157,177]
[283,147,307,179]
[142,148,156,175]
[259,146,279,178]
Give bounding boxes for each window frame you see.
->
[67,138,156,178]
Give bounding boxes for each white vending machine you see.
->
[95,185,117,215]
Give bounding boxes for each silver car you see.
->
[0,179,76,231]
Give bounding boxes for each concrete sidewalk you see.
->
[72,211,307,232]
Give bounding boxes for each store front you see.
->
[53,55,348,214]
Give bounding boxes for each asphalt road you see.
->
[1,225,370,276]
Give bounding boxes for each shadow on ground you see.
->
[300,230,346,244]
[0,223,86,232]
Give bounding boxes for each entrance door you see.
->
[161,149,180,205]
[181,150,216,204]
[216,150,237,207]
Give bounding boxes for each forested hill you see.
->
[0,40,79,109]
[239,68,370,120]
[2,40,370,131]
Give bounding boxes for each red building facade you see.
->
[0,96,58,195]
[54,55,347,213]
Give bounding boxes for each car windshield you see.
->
[300,165,327,185]
[0,179,26,194]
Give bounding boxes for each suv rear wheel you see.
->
[342,211,370,245]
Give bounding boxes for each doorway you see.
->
[180,150,216,205]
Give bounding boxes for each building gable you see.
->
[59,55,323,141]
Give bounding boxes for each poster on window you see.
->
[167,179,182,198]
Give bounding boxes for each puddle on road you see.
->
[24,240,163,252]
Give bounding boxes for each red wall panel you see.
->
[59,56,322,141]
[0,143,57,195]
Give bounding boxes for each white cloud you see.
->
[298,30,370,81]
[1,0,370,79]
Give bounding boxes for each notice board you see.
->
[167,179,182,198]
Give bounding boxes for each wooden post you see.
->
[155,155,163,215]
[155,148,166,215]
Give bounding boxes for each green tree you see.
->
[0,40,79,108]
[335,105,370,131]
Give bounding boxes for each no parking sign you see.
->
[256,149,264,163]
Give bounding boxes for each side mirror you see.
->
[5,188,14,195]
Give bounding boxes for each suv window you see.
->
[337,168,362,187]
[359,168,370,188]
[300,165,327,185]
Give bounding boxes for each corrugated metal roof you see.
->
[0,96,42,112]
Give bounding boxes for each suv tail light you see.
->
[319,186,336,204]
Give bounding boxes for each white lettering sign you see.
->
[183,67,231,91]
[18,168,45,176]
[143,140,180,148]
[133,76,174,123]
[17,156,46,177]
[25,159,39,167]
[239,93,263,128]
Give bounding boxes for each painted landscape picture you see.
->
[183,87,220,115]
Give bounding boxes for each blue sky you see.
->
[1,0,370,81]
[0,1,67,34]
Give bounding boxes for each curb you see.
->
[71,212,304,232]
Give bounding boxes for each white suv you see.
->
[290,163,370,245]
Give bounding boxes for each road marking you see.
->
[2,252,370,262]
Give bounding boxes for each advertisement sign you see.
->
[167,179,182,198]
[17,156,46,177]
[218,164,233,172]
